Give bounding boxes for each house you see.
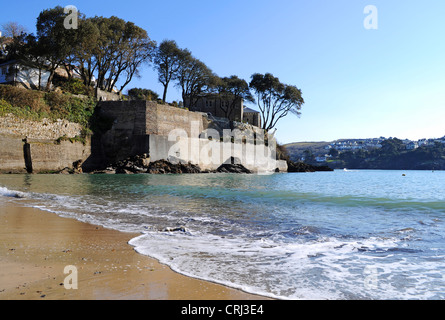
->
[406,141,418,150]
[184,94,263,128]
[184,94,244,122]
[243,107,261,127]
[0,59,51,90]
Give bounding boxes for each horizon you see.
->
[285,134,445,145]
[1,0,444,144]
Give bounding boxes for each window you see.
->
[1,67,6,75]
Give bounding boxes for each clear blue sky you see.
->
[1,1,445,144]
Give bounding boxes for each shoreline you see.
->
[0,199,271,300]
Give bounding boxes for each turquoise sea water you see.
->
[0,170,444,299]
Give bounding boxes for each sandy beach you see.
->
[0,199,270,300]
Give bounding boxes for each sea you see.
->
[0,170,444,300]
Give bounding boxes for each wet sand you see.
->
[0,200,270,300]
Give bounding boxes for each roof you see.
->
[243,107,260,114]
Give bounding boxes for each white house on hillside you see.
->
[0,60,51,90]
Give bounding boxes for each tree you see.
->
[153,40,182,103]
[302,149,315,164]
[90,16,155,93]
[175,50,213,107]
[72,17,101,87]
[36,6,77,91]
[127,88,159,101]
[212,75,254,120]
[249,73,304,132]
[328,148,339,158]
[1,22,27,38]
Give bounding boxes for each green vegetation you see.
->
[2,6,306,133]
[0,84,95,127]
[249,73,304,132]
[336,138,445,170]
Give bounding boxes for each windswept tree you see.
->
[127,87,159,101]
[249,73,304,132]
[91,16,155,93]
[36,6,78,91]
[215,75,254,120]
[153,40,182,103]
[72,17,101,87]
[175,49,213,107]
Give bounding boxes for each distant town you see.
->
[285,136,445,169]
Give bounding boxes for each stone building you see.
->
[243,107,261,127]
[185,94,244,122]
[184,94,261,128]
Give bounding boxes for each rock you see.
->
[72,160,83,174]
[59,167,73,174]
[287,161,333,172]
[216,163,252,174]
[147,160,201,174]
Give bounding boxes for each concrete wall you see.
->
[0,133,91,173]
[0,114,91,173]
[149,135,286,173]
[96,100,285,173]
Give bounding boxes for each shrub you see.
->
[0,84,46,112]
[0,85,97,128]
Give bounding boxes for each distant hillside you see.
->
[284,141,330,161]
[284,137,445,170]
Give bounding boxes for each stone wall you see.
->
[96,101,285,173]
[0,114,90,173]
[0,114,83,140]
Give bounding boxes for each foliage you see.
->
[249,73,304,132]
[336,138,445,170]
[209,75,254,120]
[0,84,95,127]
[153,40,182,102]
[127,88,159,101]
[174,49,214,107]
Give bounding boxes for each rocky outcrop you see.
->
[287,161,334,172]
[216,163,252,174]
[89,154,253,175]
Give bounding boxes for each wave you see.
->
[0,186,26,199]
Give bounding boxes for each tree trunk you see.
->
[46,70,55,91]
[162,84,168,103]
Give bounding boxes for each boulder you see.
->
[216,163,252,174]
[287,161,333,172]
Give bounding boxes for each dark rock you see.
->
[287,161,334,172]
[147,160,201,174]
[216,163,252,174]
[72,160,83,174]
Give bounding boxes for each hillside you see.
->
[284,141,330,161]
[284,137,445,170]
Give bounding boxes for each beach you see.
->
[0,200,269,300]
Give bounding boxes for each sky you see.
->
[1,0,445,144]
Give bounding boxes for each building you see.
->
[0,60,51,90]
[406,141,418,150]
[185,94,262,128]
[185,94,244,122]
[243,107,261,127]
